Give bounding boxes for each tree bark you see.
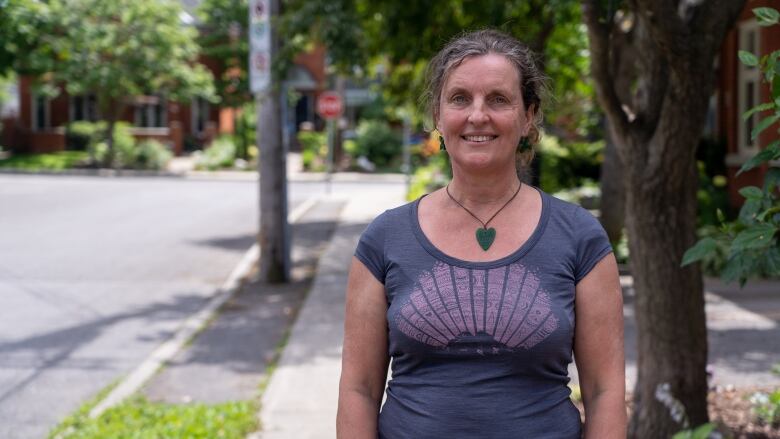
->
[599,124,624,245]
[582,0,745,436]
[597,15,634,245]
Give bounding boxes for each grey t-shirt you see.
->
[355,188,612,439]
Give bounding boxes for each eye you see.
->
[491,95,510,105]
[450,94,468,104]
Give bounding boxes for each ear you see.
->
[523,104,536,135]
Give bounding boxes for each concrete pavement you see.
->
[257,189,406,439]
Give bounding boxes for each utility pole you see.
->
[250,0,289,282]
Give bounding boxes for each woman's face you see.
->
[437,53,532,173]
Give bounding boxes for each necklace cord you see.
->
[445,183,522,229]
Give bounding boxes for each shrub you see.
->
[407,153,451,201]
[65,121,101,151]
[750,389,780,427]
[233,102,256,160]
[195,136,237,170]
[84,123,173,170]
[355,120,401,169]
[87,122,135,168]
[133,140,173,170]
[298,131,327,171]
[537,135,603,194]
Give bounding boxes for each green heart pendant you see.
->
[476,227,496,251]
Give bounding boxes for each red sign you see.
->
[316,92,344,120]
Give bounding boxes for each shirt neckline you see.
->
[410,185,550,269]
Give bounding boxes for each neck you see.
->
[447,170,521,207]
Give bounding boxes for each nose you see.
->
[467,98,489,124]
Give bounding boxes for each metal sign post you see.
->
[316,91,344,195]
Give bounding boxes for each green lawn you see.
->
[49,394,258,439]
[0,151,89,170]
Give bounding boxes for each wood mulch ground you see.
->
[574,387,780,438]
[708,387,780,438]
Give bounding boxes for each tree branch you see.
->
[582,0,630,142]
[632,13,668,143]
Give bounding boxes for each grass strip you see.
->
[0,151,89,170]
[49,394,258,439]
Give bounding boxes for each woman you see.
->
[337,29,626,438]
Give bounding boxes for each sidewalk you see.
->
[257,190,405,439]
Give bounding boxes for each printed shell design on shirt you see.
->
[395,261,558,350]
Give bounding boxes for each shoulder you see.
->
[539,189,598,230]
[363,199,415,233]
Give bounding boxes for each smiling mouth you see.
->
[462,135,497,142]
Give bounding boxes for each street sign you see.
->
[316,92,344,120]
[249,0,271,94]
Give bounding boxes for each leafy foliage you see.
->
[671,423,716,439]
[355,120,401,169]
[0,0,56,76]
[683,7,780,285]
[749,389,780,428]
[80,122,173,170]
[197,0,251,107]
[297,131,328,171]
[537,135,603,194]
[0,151,88,170]
[194,135,239,170]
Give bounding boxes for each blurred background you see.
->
[0,0,778,438]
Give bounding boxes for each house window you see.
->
[134,95,167,128]
[191,97,210,135]
[31,94,50,132]
[737,20,761,155]
[69,94,98,122]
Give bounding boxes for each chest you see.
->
[385,258,576,359]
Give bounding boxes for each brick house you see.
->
[0,5,326,156]
[717,0,780,206]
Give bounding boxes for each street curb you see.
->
[0,167,408,183]
[0,168,183,178]
[87,196,320,419]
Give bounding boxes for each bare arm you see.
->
[574,254,627,438]
[337,257,390,439]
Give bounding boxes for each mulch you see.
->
[573,387,780,438]
[708,386,780,438]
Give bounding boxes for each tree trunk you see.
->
[581,1,745,436]
[625,138,708,437]
[105,117,116,169]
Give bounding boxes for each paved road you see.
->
[0,174,404,439]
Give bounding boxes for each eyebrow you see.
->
[444,83,517,97]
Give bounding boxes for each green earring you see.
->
[439,135,446,151]
[518,136,531,152]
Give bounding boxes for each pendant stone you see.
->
[476,227,496,251]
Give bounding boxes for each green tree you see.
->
[31,0,215,166]
[582,0,745,436]
[197,0,253,159]
[197,0,250,107]
[0,0,57,77]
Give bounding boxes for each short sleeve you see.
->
[573,207,613,284]
[354,212,388,284]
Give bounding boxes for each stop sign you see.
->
[316,92,344,120]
